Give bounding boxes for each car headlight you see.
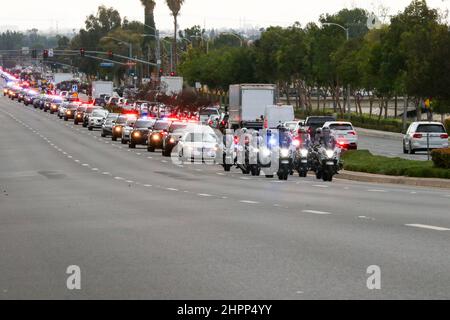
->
[280,148,290,157]
[326,150,334,158]
[152,135,160,141]
[300,149,309,157]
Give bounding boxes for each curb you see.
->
[337,170,450,189]
[355,127,403,140]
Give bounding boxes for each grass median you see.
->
[342,150,450,179]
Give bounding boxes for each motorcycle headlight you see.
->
[326,150,334,158]
[261,148,271,157]
[280,148,290,157]
[133,132,141,137]
[300,149,309,157]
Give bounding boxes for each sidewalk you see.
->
[338,170,450,189]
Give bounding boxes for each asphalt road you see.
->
[357,131,431,161]
[1,95,450,300]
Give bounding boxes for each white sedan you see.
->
[177,127,219,163]
[323,121,358,150]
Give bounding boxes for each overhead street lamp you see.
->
[102,36,135,86]
[102,36,133,60]
[217,32,244,47]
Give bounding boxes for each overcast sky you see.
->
[1,0,449,33]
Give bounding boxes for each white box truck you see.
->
[264,105,295,129]
[229,84,277,129]
[160,76,183,95]
[91,81,113,99]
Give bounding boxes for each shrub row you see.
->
[431,148,450,169]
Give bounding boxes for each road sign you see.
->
[48,49,54,57]
[100,62,114,68]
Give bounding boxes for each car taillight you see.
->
[441,134,448,139]
[348,131,356,135]
[234,136,239,144]
[413,133,423,139]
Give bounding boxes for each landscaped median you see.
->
[338,150,450,189]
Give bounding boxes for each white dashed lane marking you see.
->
[303,210,332,215]
[240,200,260,204]
[405,224,450,231]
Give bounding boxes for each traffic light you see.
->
[159,68,163,77]
[107,51,114,59]
[170,71,176,77]
[80,48,85,57]
[43,49,49,60]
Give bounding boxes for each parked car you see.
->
[403,122,449,154]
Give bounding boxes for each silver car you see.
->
[403,122,449,154]
[88,109,109,131]
[121,119,137,144]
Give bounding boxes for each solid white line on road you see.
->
[405,224,450,231]
[302,210,332,215]
[313,185,329,188]
[240,177,252,180]
[368,189,387,193]
[240,200,260,204]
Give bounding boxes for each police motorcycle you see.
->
[221,129,237,172]
[292,127,312,178]
[310,128,342,182]
[276,126,295,180]
[235,128,255,175]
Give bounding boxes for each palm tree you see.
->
[140,0,156,77]
[166,0,185,71]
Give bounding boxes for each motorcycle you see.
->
[311,146,341,182]
[277,147,293,181]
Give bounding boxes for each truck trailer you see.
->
[228,84,277,129]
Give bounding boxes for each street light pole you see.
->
[322,22,351,116]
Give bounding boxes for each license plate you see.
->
[326,161,334,165]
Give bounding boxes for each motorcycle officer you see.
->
[320,127,337,149]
